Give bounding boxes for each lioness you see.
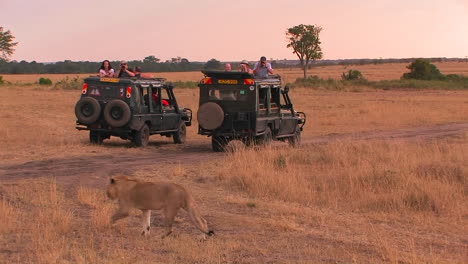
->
[106,175,214,238]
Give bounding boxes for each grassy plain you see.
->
[1,63,467,263]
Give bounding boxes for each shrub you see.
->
[0,76,4,85]
[402,59,444,80]
[341,69,364,80]
[53,77,82,90]
[38,77,52,85]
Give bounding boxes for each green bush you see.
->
[341,69,364,80]
[53,77,82,90]
[402,59,444,80]
[0,76,4,85]
[38,77,52,85]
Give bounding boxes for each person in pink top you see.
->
[99,60,115,77]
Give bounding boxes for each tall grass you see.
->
[216,140,467,216]
[291,75,468,90]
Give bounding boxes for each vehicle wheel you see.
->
[197,102,224,130]
[287,125,301,147]
[103,100,131,128]
[212,136,228,152]
[75,97,101,125]
[256,126,272,146]
[132,124,149,147]
[89,130,104,145]
[173,122,186,144]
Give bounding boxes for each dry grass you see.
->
[1,138,467,263]
[0,64,467,263]
[216,140,468,216]
[1,80,467,162]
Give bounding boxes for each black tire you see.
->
[212,136,228,152]
[75,97,101,125]
[256,126,273,146]
[89,130,104,145]
[197,102,224,130]
[132,124,149,147]
[173,122,186,144]
[287,125,301,147]
[103,100,131,128]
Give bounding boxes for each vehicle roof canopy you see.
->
[201,70,281,85]
[84,76,167,87]
[202,70,253,79]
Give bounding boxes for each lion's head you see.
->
[106,175,138,200]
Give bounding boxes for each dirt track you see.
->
[1,122,467,187]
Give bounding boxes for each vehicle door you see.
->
[146,86,163,131]
[278,88,297,136]
[256,85,269,132]
[161,88,180,131]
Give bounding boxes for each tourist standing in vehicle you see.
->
[134,66,142,77]
[133,66,152,78]
[239,60,253,74]
[99,60,115,77]
[253,56,273,78]
[224,63,232,71]
[117,60,135,78]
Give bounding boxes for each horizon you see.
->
[3,0,468,62]
[5,56,468,64]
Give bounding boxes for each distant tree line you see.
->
[0,58,205,74]
[0,57,466,74]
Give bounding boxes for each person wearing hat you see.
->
[253,56,273,78]
[239,60,253,74]
[117,60,135,78]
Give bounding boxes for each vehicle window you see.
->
[208,87,248,101]
[271,88,280,106]
[259,88,268,108]
[161,89,173,108]
[141,87,149,106]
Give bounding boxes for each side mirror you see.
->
[284,86,290,93]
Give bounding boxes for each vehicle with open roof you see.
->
[74,76,192,146]
[197,71,306,151]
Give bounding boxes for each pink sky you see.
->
[3,0,468,62]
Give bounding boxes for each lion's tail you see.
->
[186,200,214,236]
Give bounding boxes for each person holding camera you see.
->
[253,56,273,78]
[117,60,135,78]
[239,60,253,74]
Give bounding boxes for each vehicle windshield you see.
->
[208,87,249,102]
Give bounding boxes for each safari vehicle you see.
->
[74,77,192,146]
[197,71,306,152]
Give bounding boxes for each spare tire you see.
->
[103,100,131,128]
[75,97,101,125]
[197,102,224,130]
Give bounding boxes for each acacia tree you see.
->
[143,55,160,63]
[286,24,323,78]
[204,58,222,70]
[0,27,18,62]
